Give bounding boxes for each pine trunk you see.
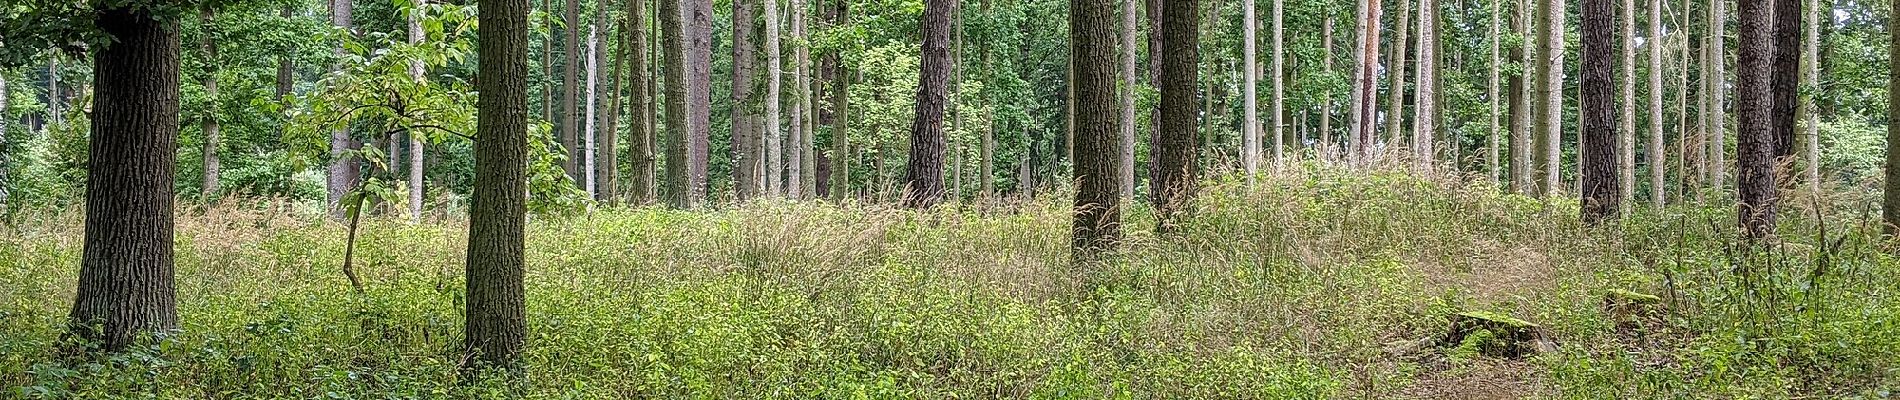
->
[1155,0,1199,228]
[1581,0,1620,223]
[1736,0,1775,237]
[1388,0,1412,147]
[1073,0,1122,258]
[1648,0,1665,208]
[1243,0,1259,180]
[1770,0,1799,163]
[1413,0,1436,170]
[903,0,952,208]
[1122,0,1139,196]
[688,0,712,205]
[662,0,691,207]
[1620,0,1637,202]
[733,0,760,199]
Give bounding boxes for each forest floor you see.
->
[2,166,1898,399]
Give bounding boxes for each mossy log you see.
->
[1441,311,1558,358]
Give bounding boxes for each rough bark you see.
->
[1648,0,1665,208]
[903,0,953,208]
[1155,0,1198,229]
[829,0,851,202]
[1512,0,1533,193]
[1581,0,1621,223]
[464,0,530,367]
[662,0,691,207]
[1885,0,1900,234]
[798,0,817,199]
[327,0,359,221]
[1073,0,1122,258]
[1538,0,1564,197]
[67,5,180,353]
[1737,0,1776,238]
[1351,0,1383,163]
[1710,0,1726,194]
[410,0,428,218]
[630,0,655,204]
[1487,0,1502,183]
[1770,0,1799,163]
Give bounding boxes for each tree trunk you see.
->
[1270,0,1284,167]
[564,0,581,182]
[1073,0,1122,258]
[584,25,600,198]
[1388,0,1412,147]
[0,73,9,210]
[1511,0,1533,193]
[767,0,784,197]
[662,0,692,207]
[1648,0,1665,208]
[1538,0,1564,197]
[600,0,625,203]
[1770,0,1799,164]
[1620,0,1637,202]
[790,0,807,199]
[829,0,851,202]
[200,8,221,199]
[1709,0,1726,195]
[1884,0,1900,234]
[1801,0,1819,189]
[47,56,60,128]
[1581,0,1620,223]
[410,0,429,218]
[688,0,712,205]
[1321,17,1334,150]
[980,0,995,200]
[1736,0,1775,238]
[1413,0,1436,171]
[798,0,818,198]
[67,5,181,353]
[1487,0,1501,183]
[1122,0,1139,196]
[1352,0,1383,163]
[629,0,655,204]
[465,0,530,367]
[277,6,295,99]
[542,0,555,123]
[1243,0,1259,180]
[734,0,760,200]
[327,0,359,220]
[903,0,953,208]
[1155,0,1198,229]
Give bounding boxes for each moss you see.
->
[1456,311,1538,329]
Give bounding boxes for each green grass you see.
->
[3,165,1898,398]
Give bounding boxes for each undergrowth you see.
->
[1,163,1896,399]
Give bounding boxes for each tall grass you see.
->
[1,163,1895,398]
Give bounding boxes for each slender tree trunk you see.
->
[1709,0,1726,195]
[1350,0,1384,163]
[688,0,712,205]
[409,0,429,218]
[277,6,296,99]
[1066,52,1076,166]
[1322,17,1334,150]
[0,73,9,210]
[1148,0,1163,158]
[1074,0,1122,258]
[1737,0,1774,238]
[662,0,691,207]
[829,0,851,202]
[67,5,181,353]
[1620,0,1637,202]
[327,0,359,220]
[601,0,626,203]
[1243,0,1259,181]
[1413,0,1436,170]
[1801,0,1819,189]
[903,0,953,208]
[1694,10,1710,203]
[980,0,995,200]
[792,0,810,199]
[1271,0,1284,167]
[584,25,600,198]
[1884,0,1900,233]
[799,0,818,198]
[1581,0,1620,223]
[1538,0,1564,197]
[1648,0,1666,208]
[735,0,760,199]
[47,56,60,128]
[1122,0,1138,195]
[1155,0,1198,229]
[1387,0,1412,147]
[1770,0,1799,164]
[1487,0,1501,183]
[1512,0,1534,193]
[767,0,784,197]
[628,0,655,204]
[464,0,530,368]
[542,0,555,123]
[200,8,222,199]
[564,0,581,181]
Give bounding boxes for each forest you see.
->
[0,0,1897,395]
